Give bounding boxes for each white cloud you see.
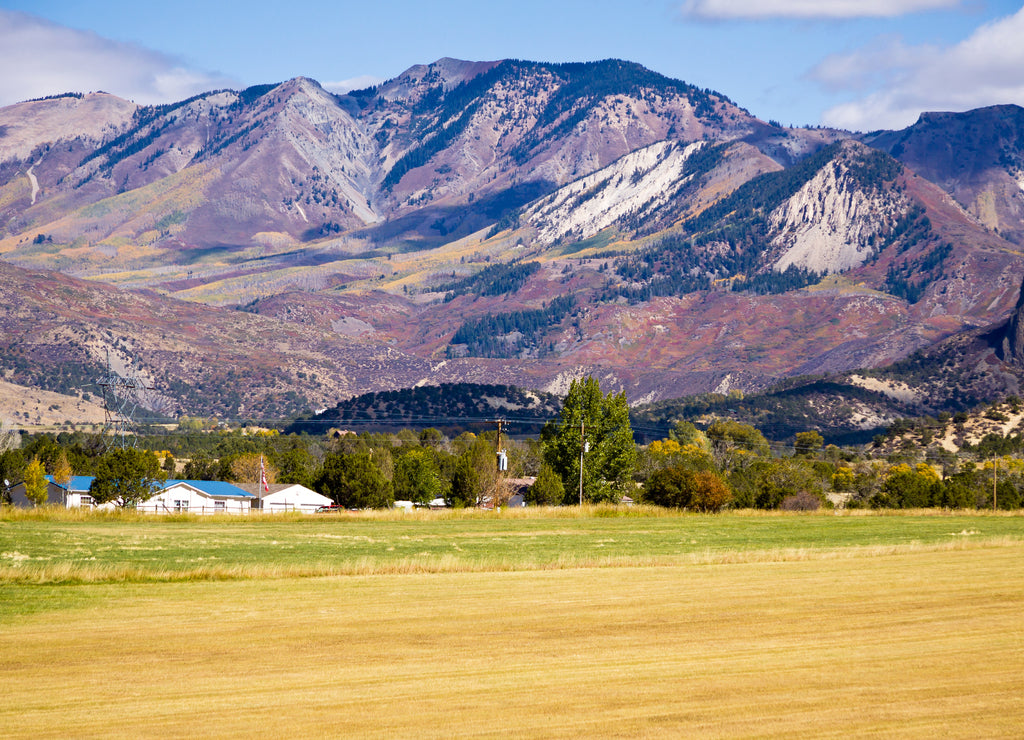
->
[680,0,961,20]
[322,75,386,94]
[0,10,237,107]
[816,7,1024,130]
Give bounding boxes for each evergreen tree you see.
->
[316,452,393,509]
[449,455,479,508]
[0,449,26,504]
[526,463,565,506]
[90,448,166,508]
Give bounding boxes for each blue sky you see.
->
[1,1,1023,131]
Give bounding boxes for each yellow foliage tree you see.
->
[230,454,278,487]
[52,450,73,494]
[23,457,48,507]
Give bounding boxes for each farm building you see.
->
[240,483,332,513]
[138,480,254,514]
[8,475,97,508]
[7,476,257,514]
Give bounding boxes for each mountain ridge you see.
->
[2,57,1024,427]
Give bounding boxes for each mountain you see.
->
[2,58,1024,428]
[0,60,761,263]
[865,105,1024,244]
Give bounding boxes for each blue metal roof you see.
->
[41,476,253,499]
[163,480,254,498]
[45,475,95,492]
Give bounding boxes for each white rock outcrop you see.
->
[770,157,906,274]
[525,140,705,246]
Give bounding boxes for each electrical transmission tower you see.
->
[96,350,153,449]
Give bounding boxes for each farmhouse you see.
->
[8,476,258,514]
[139,480,254,514]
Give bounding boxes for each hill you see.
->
[286,383,562,436]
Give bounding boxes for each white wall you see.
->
[259,485,332,513]
[139,484,251,515]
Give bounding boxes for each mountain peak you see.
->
[0,90,136,161]
[375,58,501,102]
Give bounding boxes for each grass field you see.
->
[2,509,1022,737]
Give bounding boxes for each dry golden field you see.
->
[1,516,1022,738]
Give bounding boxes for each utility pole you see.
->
[993,454,998,511]
[579,418,585,507]
[492,419,507,508]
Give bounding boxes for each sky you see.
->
[1,0,1023,131]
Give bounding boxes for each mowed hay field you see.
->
[2,510,1023,738]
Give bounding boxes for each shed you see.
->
[242,483,333,513]
[9,476,98,508]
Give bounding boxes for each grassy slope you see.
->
[0,536,1021,737]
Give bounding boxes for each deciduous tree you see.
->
[874,463,942,508]
[393,448,444,503]
[23,456,48,507]
[542,377,635,503]
[669,420,711,452]
[229,453,277,487]
[794,431,825,457]
[706,420,770,470]
[52,450,73,495]
[643,466,732,512]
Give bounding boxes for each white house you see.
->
[241,483,333,513]
[138,480,254,515]
[9,475,327,515]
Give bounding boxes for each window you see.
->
[79,495,93,507]
[174,500,188,512]
[215,501,225,511]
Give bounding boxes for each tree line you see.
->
[3,381,1024,512]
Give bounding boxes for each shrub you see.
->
[527,464,565,506]
[689,471,732,513]
[780,491,821,511]
[644,467,732,512]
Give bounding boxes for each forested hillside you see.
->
[287,383,562,436]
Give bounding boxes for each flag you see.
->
[259,455,269,493]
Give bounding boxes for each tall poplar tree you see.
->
[52,450,73,498]
[541,377,636,503]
